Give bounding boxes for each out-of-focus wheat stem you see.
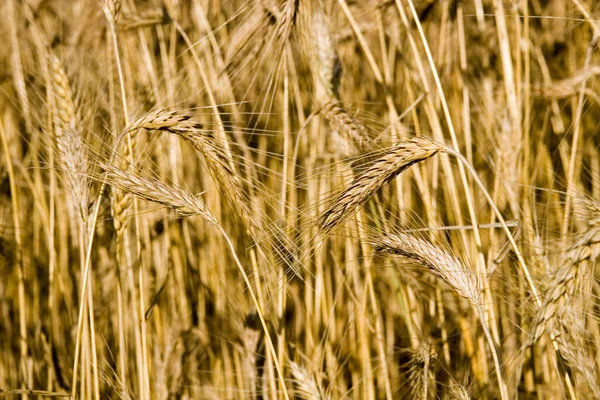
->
[0,114,28,399]
[561,35,597,242]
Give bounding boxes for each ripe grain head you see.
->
[370,231,481,305]
[319,137,443,233]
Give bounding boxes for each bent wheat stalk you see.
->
[103,166,288,398]
[371,232,509,400]
[444,144,577,397]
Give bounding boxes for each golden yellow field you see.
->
[1,0,599,398]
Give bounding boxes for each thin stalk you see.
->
[447,146,578,399]
[561,36,596,240]
[105,7,149,398]
[401,0,501,351]
[277,48,290,392]
[476,305,509,400]
[1,115,28,398]
[215,224,291,400]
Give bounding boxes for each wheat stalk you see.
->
[48,50,101,400]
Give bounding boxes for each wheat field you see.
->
[1,0,600,399]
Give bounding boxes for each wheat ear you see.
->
[405,341,436,400]
[48,53,89,223]
[371,233,481,304]
[128,109,256,230]
[104,165,217,224]
[319,137,442,233]
[304,6,371,153]
[371,232,508,400]
[290,361,329,400]
[533,226,600,342]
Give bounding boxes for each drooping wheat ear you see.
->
[304,7,371,153]
[371,231,509,400]
[48,53,89,222]
[274,0,298,44]
[128,109,255,229]
[447,382,472,400]
[104,165,218,226]
[532,224,600,343]
[289,361,329,400]
[306,7,341,103]
[127,110,233,176]
[371,232,481,304]
[127,109,201,133]
[319,137,443,233]
[406,341,437,400]
[320,100,371,152]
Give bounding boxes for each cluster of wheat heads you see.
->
[1,0,600,399]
